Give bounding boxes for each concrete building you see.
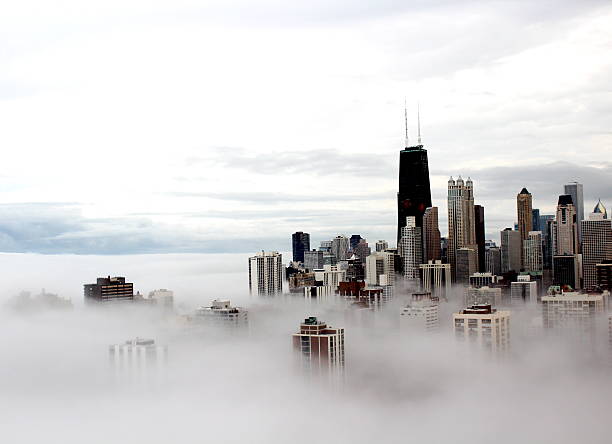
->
[553,255,581,290]
[542,290,605,333]
[292,231,310,263]
[195,299,248,326]
[501,228,521,273]
[399,216,423,281]
[248,251,283,295]
[148,289,174,308]
[553,194,579,255]
[456,247,478,285]
[564,182,584,242]
[523,231,543,273]
[331,235,350,262]
[465,286,502,307]
[353,240,371,264]
[510,275,538,304]
[453,305,510,353]
[314,265,346,290]
[469,272,498,288]
[292,317,345,377]
[366,251,395,286]
[597,262,612,291]
[581,205,611,290]
[400,293,439,332]
[289,272,316,293]
[420,260,451,299]
[423,207,441,262]
[447,176,477,280]
[84,276,134,303]
[485,247,502,276]
[517,188,533,267]
[109,338,167,382]
[375,240,388,252]
[304,250,324,271]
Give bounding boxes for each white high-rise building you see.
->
[331,235,350,262]
[447,176,476,280]
[419,260,451,299]
[581,206,612,290]
[523,231,543,272]
[400,293,439,332]
[248,251,283,295]
[542,290,605,334]
[194,299,248,326]
[399,216,423,281]
[313,265,346,290]
[510,275,538,304]
[453,305,510,353]
[366,251,395,286]
[553,195,579,256]
[109,338,167,382]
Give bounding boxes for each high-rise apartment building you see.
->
[194,299,248,326]
[542,290,604,333]
[375,240,388,252]
[516,188,533,267]
[423,207,441,262]
[248,251,283,295]
[501,228,521,273]
[456,247,478,285]
[366,251,395,286]
[581,205,611,290]
[553,195,579,255]
[510,275,538,304]
[474,205,486,272]
[84,276,134,303]
[523,231,543,272]
[447,176,476,280]
[292,317,345,377]
[397,139,432,243]
[400,293,439,332]
[453,305,510,353]
[564,182,584,242]
[399,216,423,281]
[485,247,502,276]
[292,232,310,263]
[331,235,350,262]
[420,260,451,299]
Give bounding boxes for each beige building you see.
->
[447,176,476,280]
[541,290,605,332]
[366,251,395,286]
[553,195,579,256]
[399,216,423,281]
[517,188,533,266]
[423,207,441,262]
[400,293,439,332]
[453,304,510,353]
[523,231,543,272]
[420,260,451,299]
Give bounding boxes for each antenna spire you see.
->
[404,98,409,147]
[417,102,422,145]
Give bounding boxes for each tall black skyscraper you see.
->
[397,107,432,243]
[474,205,486,272]
[292,232,310,263]
[349,234,363,250]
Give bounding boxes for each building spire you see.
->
[417,102,422,145]
[404,98,409,147]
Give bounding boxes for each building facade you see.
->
[523,231,543,273]
[501,228,521,273]
[553,194,579,256]
[248,251,283,295]
[292,317,345,378]
[447,176,476,280]
[453,305,510,353]
[84,276,134,303]
[517,188,533,267]
[423,207,441,262]
[510,275,538,304]
[399,216,423,281]
[400,293,439,332]
[420,260,451,299]
[580,208,611,290]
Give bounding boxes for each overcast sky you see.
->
[1,0,611,254]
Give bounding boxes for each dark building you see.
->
[532,208,541,232]
[345,258,365,282]
[540,215,555,269]
[596,261,612,291]
[84,276,134,303]
[397,145,432,243]
[474,205,486,272]
[349,235,363,251]
[292,231,310,263]
[552,255,580,290]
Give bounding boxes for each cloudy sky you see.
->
[1,0,611,254]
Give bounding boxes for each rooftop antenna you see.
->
[417,102,422,145]
[404,98,409,147]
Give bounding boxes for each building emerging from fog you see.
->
[420,260,451,299]
[541,289,605,333]
[366,251,395,286]
[581,204,611,290]
[447,176,477,280]
[109,338,167,382]
[248,251,283,295]
[400,293,439,332]
[453,305,510,353]
[465,286,502,307]
[399,216,423,282]
[194,299,248,326]
[148,289,174,308]
[292,317,345,378]
[84,276,134,303]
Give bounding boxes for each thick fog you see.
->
[1,253,611,444]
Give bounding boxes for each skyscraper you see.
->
[540,215,555,269]
[564,182,584,241]
[349,235,363,251]
[399,216,423,282]
[447,176,476,280]
[397,111,432,243]
[453,305,510,354]
[485,247,502,276]
[517,188,533,267]
[366,251,395,286]
[331,235,350,262]
[400,293,439,332]
[523,231,543,273]
[375,240,388,252]
[292,317,345,378]
[581,203,612,290]
[423,207,441,262]
[292,232,310,263]
[248,251,283,295]
[500,228,521,273]
[419,260,451,299]
[553,255,581,290]
[474,204,486,272]
[84,276,134,303]
[532,208,541,232]
[553,195,579,255]
[456,247,478,285]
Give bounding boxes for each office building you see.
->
[553,255,581,290]
[465,286,502,307]
[553,195,579,255]
[523,231,543,272]
[148,289,174,308]
[447,176,476,280]
[289,272,316,293]
[292,317,345,377]
[469,272,498,288]
[400,293,439,332]
[349,235,363,251]
[516,188,533,267]
[581,206,611,290]
[248,251,283,295]
[292,232,310,263]
[456,247,478,285]
[542,290,604,333]
[501,228,521,273]
[194,299,248,326]
[474,205,486,272]
[510,275,538,304]
[353,240,371,264]
[331,235,350,262]
[109,338,167,381]
[366,251,395,286]
[596,262,612,291]
[304,250,324,271]
[84,276,134,303]
[564,182,584,242]
[399,216,423,281]
[532,208,541,232]
[313,265,346,290]
[453,305,510,353]
[375,240,388,252]
[541,215,555,269]
[397,130,432,243]
[485,247,502,276]
[420,260,451,299]
[423,207,441,262]
[319,240,332,252]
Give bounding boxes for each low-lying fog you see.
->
[1,253,611,444]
